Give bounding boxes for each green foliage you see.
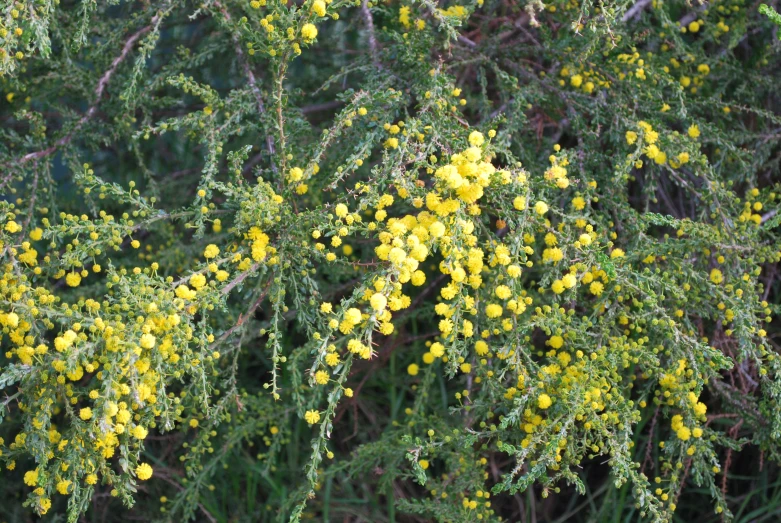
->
[1,0,781,521]
[760,4,781,37]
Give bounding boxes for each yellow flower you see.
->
[407,363,419,376]
[66,272,82,287]
[190,273,207,289]
[370,293,387,311]
[311,0,326,17]
[140,333,156,349]
[29,227,43,240]
[305,410,321,425]
[538,393,552,409]
[485,304,503,318]
[301,23,318,42]
[688,124,700,139]
[429,221,445,237]
[24,469,39,486]
[315,370,329,384]
[38,498,52,515]
[411,270,426,286]
[345,308,362,325]
[136,463,153,480]
[203,244,219,259]
[79,407,93,420]
[399,6,411,27]
[710,268,723,284]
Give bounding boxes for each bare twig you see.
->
[622,0,653,22]
[210,278,273,350]
[361,0,380,65]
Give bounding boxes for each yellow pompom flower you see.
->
[485,304,503,318]
[301,23,318,42]
[136,463,153,480]
[305,410,321,425]
[370,293,387,311]
[30,227,43,240]
[24,469,39,486]
[131,425,148,440]
[314,370,329,384]
[66,272,82,287]
[710,268,723,284]
[311,0,326,17]
[140,333,156,349]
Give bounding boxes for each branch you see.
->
[18,15,161,165]
[622,0,653,22]
[361,0,380,66]
[213,0,278,173]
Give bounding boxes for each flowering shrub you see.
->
[1,0,781,521]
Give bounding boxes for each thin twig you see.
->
[622,0,653,22]
[213,0,277,173]
[18,16,160,165]
[361,0,380,66]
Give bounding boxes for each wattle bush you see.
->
[1,0,781,521]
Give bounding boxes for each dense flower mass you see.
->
[1,0,781,522]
